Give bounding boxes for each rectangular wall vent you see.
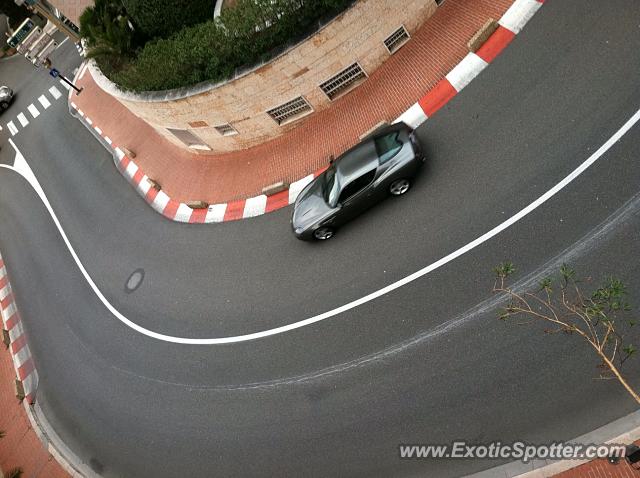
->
[266,96,313,125]
[214,123,238,136]
[384,25,410,54]
[167,128,211,150]
[319,63,367,101]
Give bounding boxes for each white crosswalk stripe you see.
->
[7,121,18,136]
[59,79,71,90]
[27,103,40,118]
[38,95,51,109]
[49,86,61,99]
[17,113,29,127]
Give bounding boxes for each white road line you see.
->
[49,86,62,99]
[7,121,18,136]
[56,36,69,49]
[2,108,640,345]
[38,95,51,109]
[17,113,29,127]
[27,104,40,118]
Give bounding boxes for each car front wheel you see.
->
[313,227,335,241]
[389,178,411,196]
[0,101,8,110]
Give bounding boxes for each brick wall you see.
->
[105,0,438,154]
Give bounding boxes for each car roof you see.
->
[333,122,410,183]
[334,140,377,182]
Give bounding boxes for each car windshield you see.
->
[323,166,340,207]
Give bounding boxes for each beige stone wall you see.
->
[109,0,438,153]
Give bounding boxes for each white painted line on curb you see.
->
[49,86,62,99]
[3,108,639,344]
[288,174,314,204]
[27,104,40,118]
[500,0,543,34]
[446,53,489,92]
[174,203,193,222]
[7,121,18,136]
[38,95,51,109]
[243,195,268,218]
[17,113,29,128]
[394,103,428,130]
[206,204,227,223]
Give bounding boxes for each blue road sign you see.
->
[49,68,59,78]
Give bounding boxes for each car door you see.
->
[335,168,378,224]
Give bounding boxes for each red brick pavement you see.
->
[554,450,640,478]
[71,0,514,204]
[0,350,69,478]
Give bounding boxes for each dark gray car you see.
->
[291,122,424,240]
[0,86,14,111]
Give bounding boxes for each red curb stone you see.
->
[189,207,208,223]
[0,349,68,477]
[265,190,291,213]
[223,200,246,222]
[476,25,517,63]
[162,199,180,220]
[418,78,458,117]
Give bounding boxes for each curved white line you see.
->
[3,108,640,344]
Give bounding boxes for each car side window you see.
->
[338,170,376,204]
[375,132,403,164]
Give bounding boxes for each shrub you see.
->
[121,0,216,39]
[107,0,354,92]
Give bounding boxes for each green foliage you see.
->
[80,0,141,70]
[121,0,215,40]
[97,0,354,91]
[0,0,30,29]
[493,261,515,279]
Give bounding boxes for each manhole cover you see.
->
[125,268,145,293]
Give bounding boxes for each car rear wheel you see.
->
[313,227,334,241]
[389,178,411,196]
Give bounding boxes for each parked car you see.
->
[0,86,14,111]
[291,122,424,241]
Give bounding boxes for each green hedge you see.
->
[103,0,354,92]
[121,0,215,40]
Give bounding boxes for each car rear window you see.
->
[375,132,403,164]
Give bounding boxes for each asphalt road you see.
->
[1,0,640,476]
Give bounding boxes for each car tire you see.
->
[389,178,411,196]
[313,227,335,241]
[0,101,8,110]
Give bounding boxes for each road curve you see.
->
[1,0,640,476]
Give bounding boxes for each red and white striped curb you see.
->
[70,0,544,224]
[0,253,38,404]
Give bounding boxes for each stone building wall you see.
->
[93,0,439,153]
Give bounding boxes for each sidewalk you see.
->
[0,350,68,478]
[553,446,640,478]
[70,0,514,205]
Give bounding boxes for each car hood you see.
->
[0,87,11,98]
[292,177,334,231]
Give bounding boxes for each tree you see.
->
[79,0,140,70]
[493,262,639,404]
[121,0,215,39]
